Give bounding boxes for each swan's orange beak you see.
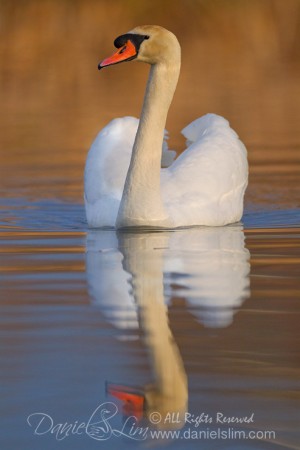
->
[106,382,145,420]
[98,40,137,70]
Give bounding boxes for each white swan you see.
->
[84,25,248,228]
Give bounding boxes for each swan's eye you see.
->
[144,35,150,40]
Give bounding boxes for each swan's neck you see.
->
[116,60,180,228]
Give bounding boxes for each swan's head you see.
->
[98,25,181,70]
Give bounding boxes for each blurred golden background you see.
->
[0,0,299,201]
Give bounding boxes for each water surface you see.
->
[0,167,299,449]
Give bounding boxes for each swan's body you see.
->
[84,25,248,228]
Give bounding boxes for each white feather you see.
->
[85,113,248,227]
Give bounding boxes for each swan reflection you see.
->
[85,226,250,428]
[86,226,250,331]
[164,226,250,328]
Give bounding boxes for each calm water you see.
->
[0,166,300,450]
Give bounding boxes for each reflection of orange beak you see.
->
[106,382,145,420]
[98,40,137,70]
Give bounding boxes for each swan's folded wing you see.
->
[84,117,138,227]
[162,114,248,226]
[161,130,177,168]
[84,117,138,204]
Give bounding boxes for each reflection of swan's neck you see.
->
[119,234,187,427]
[142,294,187,424]
[116,59,180,228]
